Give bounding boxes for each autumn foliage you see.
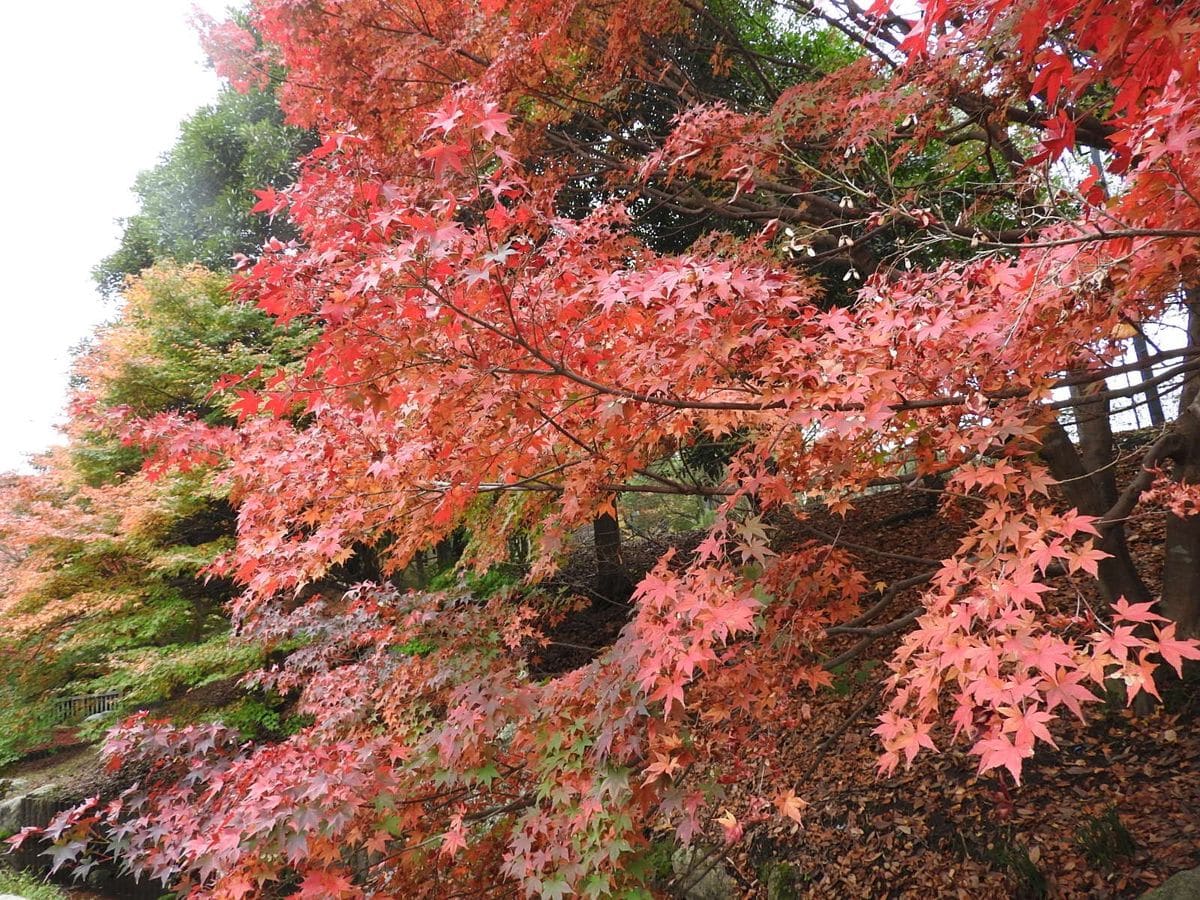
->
[0,264,304,762]
[12,0,1200,896]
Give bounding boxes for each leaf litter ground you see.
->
[534,432,1199,898]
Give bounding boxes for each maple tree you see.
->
[16,0,1200,896]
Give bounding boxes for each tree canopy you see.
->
[0,262,308,763]
[0,61,315,767]
[10,0,1200,897]
[94,83,315,296]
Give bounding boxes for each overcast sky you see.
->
[0,0,233,472]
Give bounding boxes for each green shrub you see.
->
[760,860,801,899]
[985,840,1047,899]
[393,637,437,657]
[0,700,55,765]
[211,692,312,742]
[75,634,265,708]
[0,863,68,900]
[827,659,878,697]
[623,838,675,887]
[428,564,522,599]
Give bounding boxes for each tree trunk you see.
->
[436,538,456,569]
[1069,381,1119,508]
[1159,293,1200,637]
[1040,420,1151,604]
[1178,285,1200,416]
[1132,334,1166,427]
[593,509,631,604]
[1161,396,1200,638]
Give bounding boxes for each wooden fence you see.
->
[52,690,121,723]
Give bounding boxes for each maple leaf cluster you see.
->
[17,0,1200,896]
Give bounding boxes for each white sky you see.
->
[0,0,233,473]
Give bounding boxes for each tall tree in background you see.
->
[0,53,315,762]
[0,264,308,763]
[94,82,315,296]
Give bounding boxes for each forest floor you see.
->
[539,432,1200,898]
[732,467,1196,898]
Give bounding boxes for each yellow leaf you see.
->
[775,789,808,824]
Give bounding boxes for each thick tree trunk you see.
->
[1159,293,1200,637]
[436,538,456,569]
[1178,285,1200,416]
[1069,380,1119,508]
[593,509,631,604]
[435,529,469,569]
[1040,420,1151,604]
[1161,396,1200,638]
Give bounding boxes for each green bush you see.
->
[985,840,1047,899]
[0,863,68,900]
[211,692,312,742]
[623,838,675,887]
[76,634,265,708]
[760,861,802,899]
[827,659,878,697]
[393,637,437,657]
[0,699,56,766]
[427,563,522,599]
